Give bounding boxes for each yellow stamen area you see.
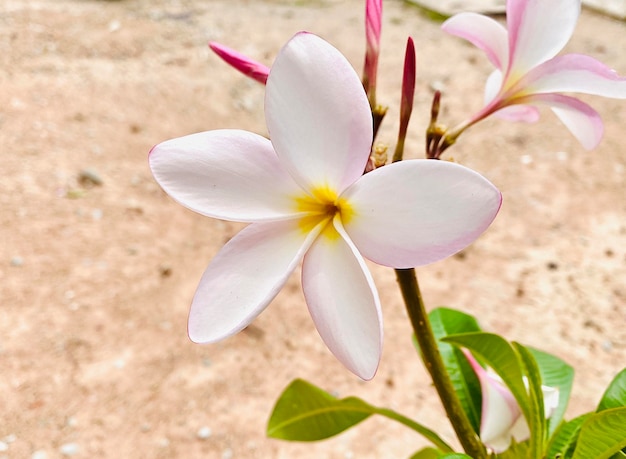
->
[294,185,354,240]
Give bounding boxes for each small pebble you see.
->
[0,442,8,452]
[158,438,170,448]
[3,435,15,444]
[78,168,103,186]
[520,154,533,165]
[59,443,79,456]
[197,426,212,440]
[10,256,23,267]
[159,264,172,277]
[31,451,48,459]
[222,448,233,459]
[602,340,613,352]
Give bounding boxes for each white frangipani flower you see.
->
[150,32,502,380]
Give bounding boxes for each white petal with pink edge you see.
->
[341,160,502,269]
[442,12,508,70]
[301,217,382,380]
[265,32,373,194]
[521,54,626,97]
[149,130,305,222]
[506,0,580,76]
[188,219,318,343]
[520,93,604,149]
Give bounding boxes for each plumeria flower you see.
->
[442,0,626,150]
[150,32,502,380]
[464,350,560,453]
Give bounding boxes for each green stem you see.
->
[395,268,487,458]
[373,406,454,453]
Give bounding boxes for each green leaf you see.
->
[268,379,453,451]
[442,332,530,426]
[496,439,531,459]
[267,379,371,441]
[528,347,575,435]
[546,413,591,459]
[598,368,626,412]
[428,307,483,432]
[409,450,474,459]
[572,407,626,459]
[409,447,444,459]
[514,343,545,456]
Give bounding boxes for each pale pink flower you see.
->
[464,350,560,453]
[150,33,502,380]
[209,42,269,84]
[442,0,626,149]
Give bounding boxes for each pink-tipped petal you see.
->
[149,130,304,222]
[521,54,626,98]
[442,12,509,70]
[209,42,269,84]
[493,104,541,123]
[341,160,501,269]
[265,32,373,194]
[188,220,317,343]
[521,93,604,149]
[506,0,580,76]
[301,217,382,380]
[464,350,521,453]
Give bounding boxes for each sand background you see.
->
[1,0,625,457]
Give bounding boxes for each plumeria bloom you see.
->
[464,350,560,453]
[442,0,626,150]
[209,42,269,84]
[150,32,502,380]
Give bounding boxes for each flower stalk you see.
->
[395,268,487,458]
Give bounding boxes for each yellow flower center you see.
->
[294,185,354,239]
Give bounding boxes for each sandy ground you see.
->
[1,0,625,458]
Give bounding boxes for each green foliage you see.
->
[546,414,591,459]
[427,307,483,432]
[571,407,626,459]
[441,332,531,429]
[267,378,453,451]
[513,343,546,457]
[528,347,574,435]
[597,368,626,412]
[267,378,371,441]
[409,448,473,459]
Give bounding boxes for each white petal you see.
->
[464,351,521,453]
[520,54,626,98]
[521,93,604,150]
[442,12,508,70]
[484,69,504,105]
[542,385,560,418]
[507,0,580,76]
[509,415,531,443]
[188,220,316,343]
[265,32,373,193]
[301,217,382,380]
[150,130,304,222]
[341,160,501,269]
